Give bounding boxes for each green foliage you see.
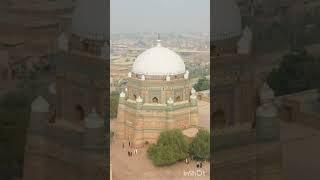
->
[110,91,120,119]
[267,50,320,96]
[193,77,209,91]
[147,129,189,166]
[188,65,210,79]
[0,91,31,110]
[189,129,210,161]
[0,90,31,178]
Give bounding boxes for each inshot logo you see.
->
[183,169,206,177]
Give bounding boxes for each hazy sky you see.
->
[111,0,210,33]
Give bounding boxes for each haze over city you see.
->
[111,0,210,33]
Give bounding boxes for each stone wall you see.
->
[116,99,198,147]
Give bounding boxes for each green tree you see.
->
[110,91,120,119]
[189,129,210,161]
[147,129,189,166]
[193,77,210,91]
[267,50,320,96]
[0,90,31,179]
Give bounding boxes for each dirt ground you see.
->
[110,100,210,180]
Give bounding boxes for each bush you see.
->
[0,91,31,179]
[147,129,189,166]
[110,91,120,119]
[267,50,320,96]
[193,77,209,91]
[189,129,210,161]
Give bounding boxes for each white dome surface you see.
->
[71,0,108,40]
[132,43,186,76]
[212,0,242,41]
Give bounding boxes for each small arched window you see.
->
[75,104,85,121]
[152,97,159,103]
[213,110,226,129]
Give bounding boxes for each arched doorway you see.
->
[213,110,226,129]
[133,94,137,100]
[75,104,85,121]
[152,97,159,103]
[175,96,181,102]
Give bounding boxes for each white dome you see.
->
[132,43,186,76]
[71,0,108,40]
[212,0,242,41]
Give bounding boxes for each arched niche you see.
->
[213,109,226,129]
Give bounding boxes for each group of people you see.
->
[196,161,203,168]
[185,157,204,168]
[123,141,138,157]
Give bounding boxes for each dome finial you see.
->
[156,33,161,46]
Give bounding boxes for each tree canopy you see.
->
[267,50,320,96]
[189,129,210,161]
[193,77,210,91]
[110,91,120,119]
[147,129,189,166]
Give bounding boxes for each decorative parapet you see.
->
[166,75,171,81]
[167,97,174,104]
[119,92,126,104]
[191,88,196,95]
[120,91,125,98]
[124,98,192,111]
[167,97,174,111]
[141,75,145,81]
[136,96,143,103]
[184,70,189,79]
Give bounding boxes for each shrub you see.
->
[147,129,189,166]
[189,129,210,161]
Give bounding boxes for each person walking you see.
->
[128,151,130,156]
[196,161,199,168]
[129,141,131,147]
[122,142,124,148]
[200,161,203,168]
